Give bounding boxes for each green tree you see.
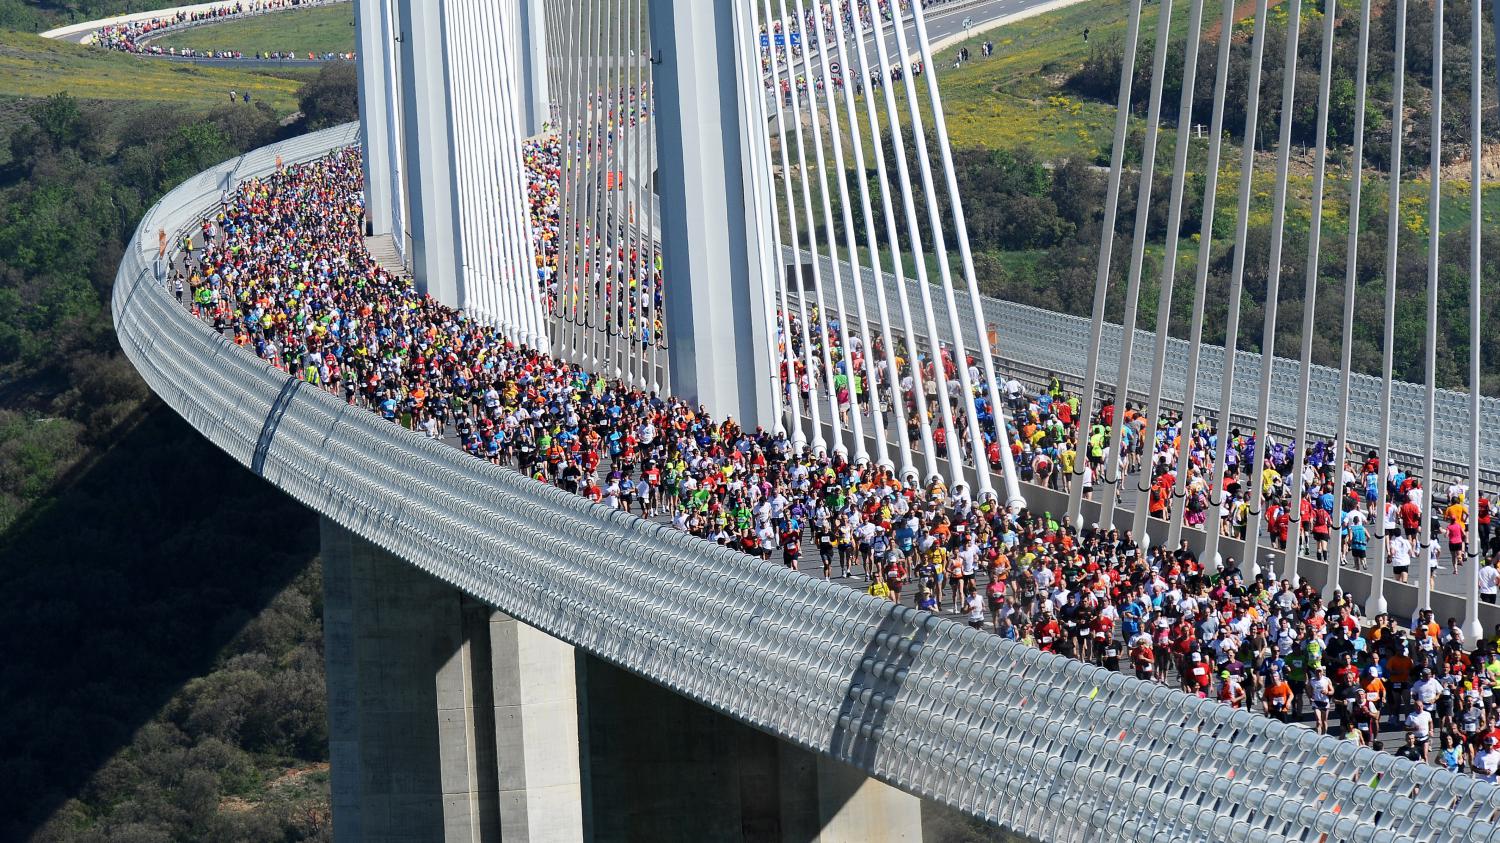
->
[298,62,360,130]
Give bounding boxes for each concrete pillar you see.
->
[489,612,585,843]
[441,598,504,840]
[321,518,495,842]
[648,0,776,429]
[813,757,923,843]
[354,0,393,235]
[579,655,922,843]
[517,0,550,137]
[395,0,461,306]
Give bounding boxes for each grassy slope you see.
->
[0,28,307,110]
[903,0,1154,160]
[152,2,355,56]
[924,0,1500,240]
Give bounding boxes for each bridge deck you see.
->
[113,123,1500,842]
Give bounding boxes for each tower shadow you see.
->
[0,402,319,841]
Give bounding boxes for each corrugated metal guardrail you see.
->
[113,124,1500,842]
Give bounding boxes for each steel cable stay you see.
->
[478,0,515,340]
[733,0,789,435]
[860,3,944,482]
[524,0,551,350]
[606,0,625,379]
[555,0,576,353]
[522,0,552,350]
[1285,0,1337,596]
[776,0,848,458]
[909,0,1027,510]
[544,0,559,124]
[1096,0,1175,533]
[872,5,965,488]
[483,0,533,344]
[553,0,573,353]
[827,3,916,477]
[885,0,991,496]
[1199,0,1270,573]
[760,0,828,454]
[612,0,632,377]
[380,0,405,262]
[1133,0,1207,545]
[558,0,586,360]
[473,0,510,338]
[1420,0,1444,618]
[758,0,827,453]
[598,0,617,375]
[808,0,885,467]
[1330,0,1373,609]
[1066,0,1143,528]
[571,0,591,353]
[444,3,479,328]
[827,0,906,473]
[1241,0,1305,578]
[582,0,605,368]
[847,0,938,482]
[628,0,645,388]
[544,0,561,344]
[646,2,665,396]
[1465,0,1484,639]
[1372,0,1408,615]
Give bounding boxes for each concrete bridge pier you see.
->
[320,518,917,842]
[579,656,923,843]
[320,518,584,843]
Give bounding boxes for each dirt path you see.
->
[1205,0,1287,41]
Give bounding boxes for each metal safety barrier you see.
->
[112,123,1500,842]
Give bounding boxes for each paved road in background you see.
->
[46,0,1065,69]
[45,0,346,67]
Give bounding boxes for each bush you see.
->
[1065,37,1123,101]
[298,62,359,130]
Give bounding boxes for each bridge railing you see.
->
[114,122,1500,843]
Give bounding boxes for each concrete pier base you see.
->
[490,612,585,843]
[579,655,922,843]
[321,518,919,842]
[320,519,584,843]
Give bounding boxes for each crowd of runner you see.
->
[170,139,1500,778]
[89,0,353,61]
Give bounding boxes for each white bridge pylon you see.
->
[357,0,1495,635]
[534,0,1032,509]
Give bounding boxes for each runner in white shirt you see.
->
[957,542,980,577]
[1480,561,1499,604]
[1388,535,1413,583]
[1405,700,1434,761]
[965,592,986,628]
[1475,738,1500,782]
[1307,667,1334,734]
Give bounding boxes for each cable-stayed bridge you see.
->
[101,0,1500,839]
